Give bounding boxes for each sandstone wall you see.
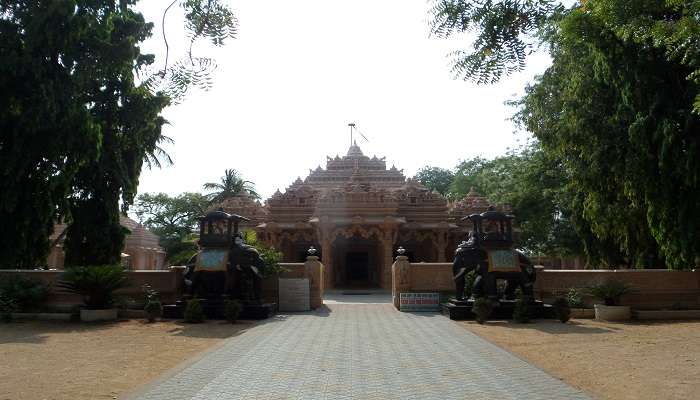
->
[390,259,700,310]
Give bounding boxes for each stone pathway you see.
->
[131,292,590,400]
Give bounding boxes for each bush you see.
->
[552,297,571,323]
[184,298,205,323]
[224,299,242,323]
[0,296,18,322]
[566,288,585,308]
[242,230,285,277]
[0,275,49,312]
[586,279,636,306]
[143,284,162,323]
[463,270,476,299]
[512,288,530,323]
[471,297,492,324]
[58,265,130,309]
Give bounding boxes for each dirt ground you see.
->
[0,319,252,400]
[460,319,700,400]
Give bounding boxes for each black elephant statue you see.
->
[452,207,536,302]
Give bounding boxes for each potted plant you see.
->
[471,297,493,324]
[552,297,571,323]
[565,288,593,318]
[224,299,242,323]
[587,279,635,321]
[58,265,130,322]
[143,284,162,323]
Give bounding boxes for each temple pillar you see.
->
[320,233,334,289]
[436,230,448,263]
[381,238,394,290]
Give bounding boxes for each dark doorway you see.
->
[345,252,369,283]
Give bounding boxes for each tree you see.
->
[414,166,455,197]
[134,192,208,264]
[451,145,582,257]
[204,169,261,203]
[509,1,700,268]
[134,192,208,248]
[0,1,237,268]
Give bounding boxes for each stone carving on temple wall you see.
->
[331,225,383,241]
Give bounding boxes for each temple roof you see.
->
[346,141,364,157]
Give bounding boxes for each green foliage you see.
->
[512,0,700,268]
[241,231,285,277]
[565,288,585,309]
[204,169,261,202]
[512,288,531,323]
[451,144,583,257]
[439,0,700,268]
[184,298,205,323]
[414,166,455,197]
[471,297,493,324]
[1,0,237,269]
[463,270,477,299]
[224,299,242,323]
[134,192,208,261]
[143,284,162,322]
[58,265,130,309]
[429,0,564,83]
[151,0,238,102]
[552,297,571,323]
[586,280,636,306]
[0,275,49,312]
[0,296,18,322]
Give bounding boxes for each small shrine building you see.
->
[220,143,511,290]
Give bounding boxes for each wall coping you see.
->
[540,269,696,273]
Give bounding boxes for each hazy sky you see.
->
[136,0,551,201]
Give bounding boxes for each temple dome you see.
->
[346,142,364,157]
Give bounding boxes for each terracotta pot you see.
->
[80,308,118,322]
[594,304,631,321]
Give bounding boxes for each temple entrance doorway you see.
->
[345,252,369,284]
[333,234,380,289]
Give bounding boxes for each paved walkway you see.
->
[132,293,590,400]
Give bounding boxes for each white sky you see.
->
[136,0,551,201]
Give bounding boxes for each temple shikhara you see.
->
[221,143,511,290]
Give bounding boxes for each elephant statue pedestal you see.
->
[442,298,553,321]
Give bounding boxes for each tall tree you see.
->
[414,166,455,197]
[0,1,237,268]
[204,169,261,203]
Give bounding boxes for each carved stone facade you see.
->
[226,143,513,290]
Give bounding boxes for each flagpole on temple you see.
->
[348,123,355,147]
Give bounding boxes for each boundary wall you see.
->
[0,257,324,312]
[391,257,700,310]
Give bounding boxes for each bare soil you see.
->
[460,319,700,400]
[0,319,252,400]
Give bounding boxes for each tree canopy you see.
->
[0,0,237,268]
[413,166,455,197]
[431,0,700,268]
[204,169,261,203]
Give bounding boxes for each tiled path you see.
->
[131,292,590,400]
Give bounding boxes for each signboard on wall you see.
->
[195,249,228,272]
[399,292,440,312]
[279,278,310,312]
[487,249,521,272]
